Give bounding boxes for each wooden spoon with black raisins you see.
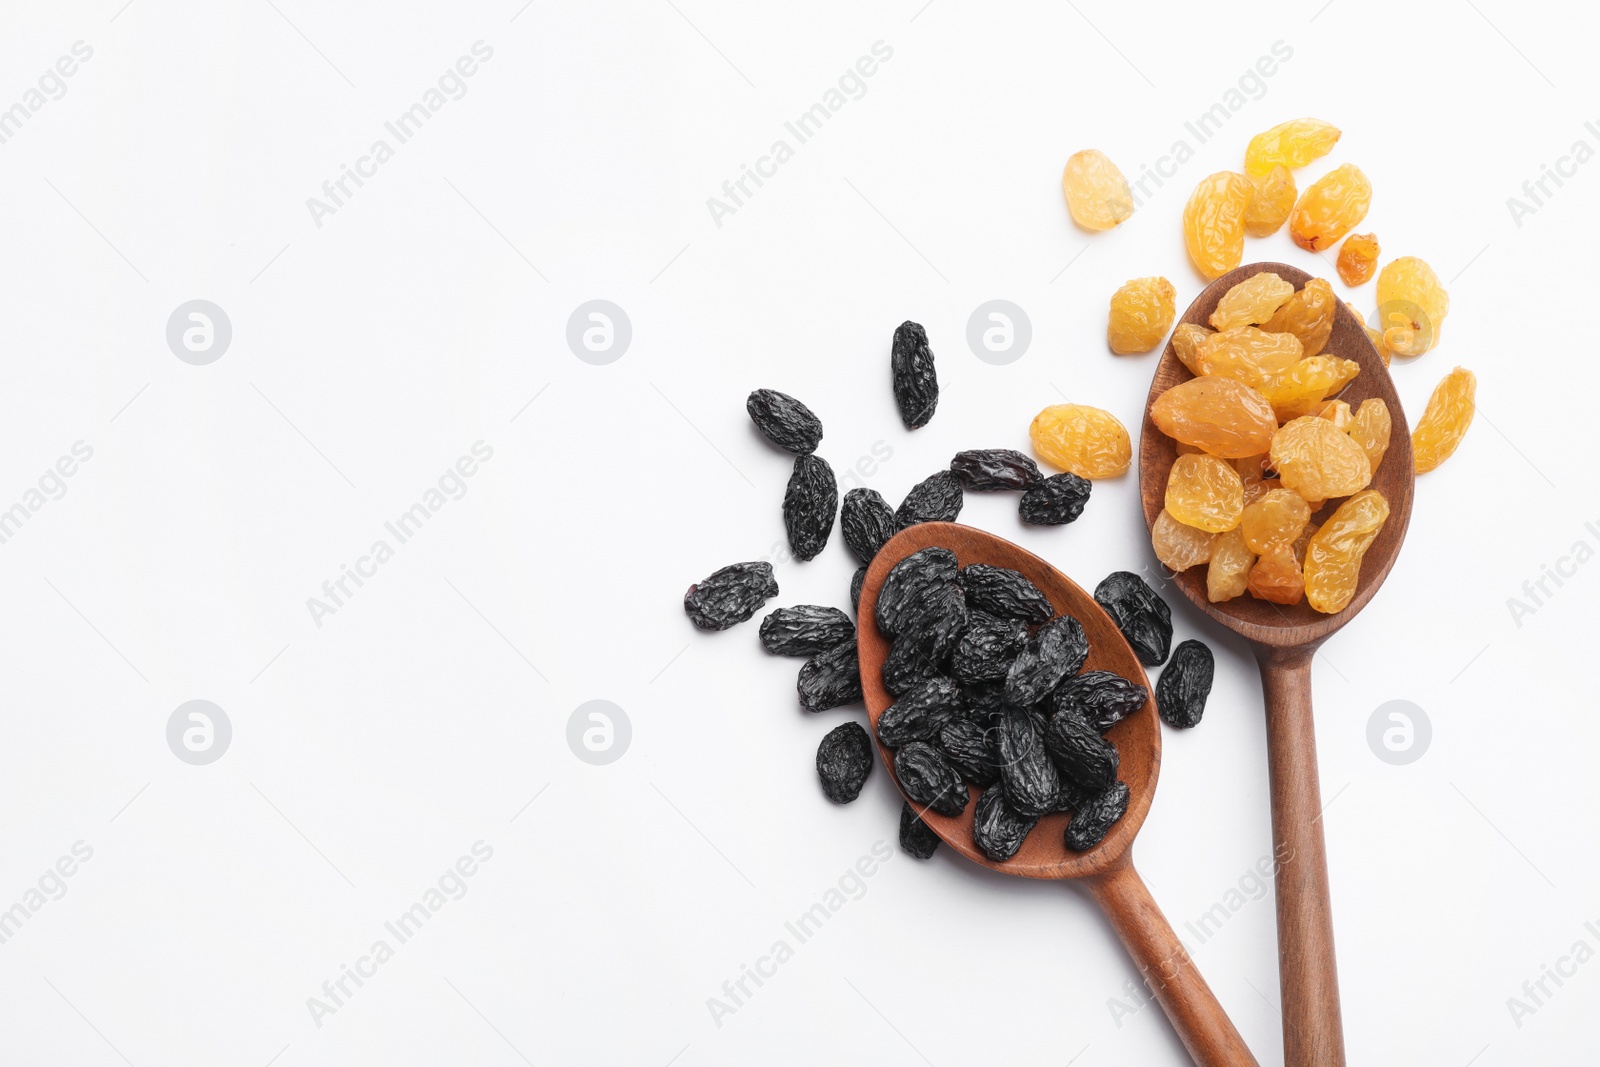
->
[1138,261,1416,1067]
[859,522,1258,1067]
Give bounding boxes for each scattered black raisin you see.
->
[747,389,823,454]
[882,637,941,698]
[1044,708,1120,791]
[894,741,969,816]
[1052,671,1149,733]
[850,565,867,614]
[684,562,778,631]
[950,449,1041,491]
[760,605,855,656]
[972,783,1039,861]
[797,638,862,711]
[995,705,1060,818]
[875,547,958,637]
[877,676,964,748]
[1019,472,1092,526]
[1094,571,1173,667]
[950,612,1029,683]
[937,718,1000,786]
[1157,639,1214,729]
[816,722,873,803]
[891,320,938,430]
[783,454,838,562]
[841,488,897,565]
[896,471,964,530]
[899,801,940,859]
[1003,615,1088,706]
[1064,780,1129,851]
[960,564,1053,624]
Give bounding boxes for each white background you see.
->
[0,1,1596,1064]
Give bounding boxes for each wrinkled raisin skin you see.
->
[684,562,779,631]
[877,676,965,748]
[995,706,1060,818]
[972,783,1038,861]
[899,801,940,859]
[960,564,1054,624]
[760,605,854,657]
[797,638,862,711]
[1019,472,1091,526]
[875,547,958,637]
[1156,640,1213,729]
[891,321,939,430]
[950,612,1029,684]
[746,389,823,454]
[783,455,838,562]
[1094,572,1172,667]
[1044,708,1119,790]
[951,449,1042,491]
[816,722,872,803]
[894,741,969,816]
[1003,615,1088,706]
[841,488,897,565]
[938,718,1000,786]
[1064,781,1130,851]
[896,471,964,530]
[1052,671,1149,733]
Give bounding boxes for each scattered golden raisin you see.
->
[1375,257,1450,357]
[1210,272,1295,331]
[1261,278,1337,358]
[1207,529,1255,603]
[1196,327,1302,390]
[1165,454,1245,533]
[1245,166,1297,238]
[1240,488,1312,554]
[1270,416,1372,500]
[1260,356,1361,421]
[1171,323,1214,375]
[1244,118,1342,177]
[1348,398,1391,474]
[1247,546,1305,605]
[1182,172,1253,280]
[1411,367,1476,474]
[1029,403,1133,479]
[1304,490,1390,613]
[1151,508,1217,572]
[1289,164,1372,251]
[1336,233,1380,286]
[1150,377,1279,458]
[1063,149,1136,231]
[1108,277,1177,354]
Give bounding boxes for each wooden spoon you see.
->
[859,521,1258,1067]
[1138,262,1416,1067]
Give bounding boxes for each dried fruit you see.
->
[816,722,873,803]
[951,449,1041,491]
[877,676,965,747]
[841,488,897,565]
[1206,528,1254,603]
[950,612,1029,684]
[1156,640,1213,729]
[939,718,1001,786]
[1317,399,1353,431]
[996,706,1061,818]
[1289,163,1371,251]
[893,581,969,665]
[1170,323,1214,375]
[891,320,939,429]
[960,564,1053,624]
[1260,357,1361,421]
[1210,272,1295,331]
[1349,301,1390,364]
[684,562,778,631]
[1182,171,1253,279]
[896,470,964,529]
[1165,453,1245,533]
[1108,276,1178,354]
[1240,488,1312,554]
[882,637,941,697]
[850,565,866,613]
[1094,572,1172,667]
[1062,149,1136,230]
[760,605,855,656]
[1348,398,1391,473]
[1412,368,1476,473]
[1064,780,1129,851]
[1375,257,1449,356]
[1196,327,1303,389]
[1150,377,1278,459]
[1019,472,1092,525]
[875,547,958,636]
[1029,404,1132,478]
[1247,546,1304,605]
[783,454,838,561]
[899,801,940,858]
[1336,233,1380,286]
[1051,671,1149,732]
[1244,118,1341,176]
[894,741,969,816]
[1261,278,1337,358]
[746,389,823,454]
[1004,615,1088,705]
[1271,416,1372,500]
[1304,490,1390,613]
[798,638,863,711]
[972,783,1038,861]
[1151,508,1217,571]
[1244,165,1296,237]
[1045,708,1119,790]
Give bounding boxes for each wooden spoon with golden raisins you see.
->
[1138,262,1416,1067]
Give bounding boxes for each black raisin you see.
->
[891,320,938,430]
[841,488,897,565]
[899,801,940,859]
[937,717,1000,786]
[894,741,968,816]
[684,561,778,631]
[783,454,838,562]
[816,721,873,803]
[1157,639,1214,729]
[797,638,862,711]
[960,564,1053,623]
[961,680,1007,720]
[1019,472,1092,525]
[950,448,1041,491]
[760,605,855,656]
[875,547,958,637]
[1064,780,1129,851]
[1094,571,1173,667]
[972,783,1039,862]
[882,637,942,697]
[877,676,964,748]
[1003,615,1088,706]
[950,612,1029,683]
[746,388,823,454]
[1052,671,1149,733]
[995,705,1060,818]
[893,580,967,664]
[1044,708,1120,791]
[896,471,964,530]
[850,565,867,614]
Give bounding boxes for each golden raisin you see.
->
[1245,166,1296,238]
[1207,529,1254,603]
[1411,367,1475,474]
[1210,272,1296,331]
[1108,277,1177,354]
[1240,488,1312,554]
[1196,327,1303,390]
[1304,490,1390,613]
[1347,301,1391,365]
[1151,509,1216,572]
[1375,257,1450,357]
[1244,118,1342,177]
[1063,149,1136,231]
[1171,323,1214,375]
[1165,454,1245,533]
[1182,172,1253,280]
[1247,546,1305,605]
[1270,416,1372,500]
[1289,164,1372,251]
[1260,356,1361,421]
[1336,233,1381,286]
[1317,399,1353,431]
[1151,377,1279,459]
[1292,520,1319,567]
[1261,278,1337,358]
[1029,404,1132,479]
[1348,398,1391,473]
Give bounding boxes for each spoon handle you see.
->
[1258,647,1346,1066]
[1088,860,1259,1066]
